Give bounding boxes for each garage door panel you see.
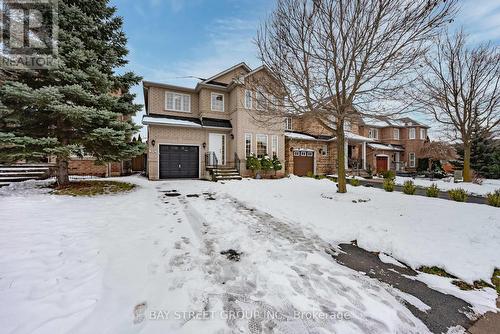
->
[293,151,314,176]
[159,145,199,179]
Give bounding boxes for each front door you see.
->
[376,156,388,172]
[209,133,225,165]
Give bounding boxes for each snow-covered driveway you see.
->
[1,176,434,334]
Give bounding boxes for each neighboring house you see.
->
[142,63,285,180]
[143,62,430,180]
[284,114,430,175]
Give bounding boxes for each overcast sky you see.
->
[110,0,500,138]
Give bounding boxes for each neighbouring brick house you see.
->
[143,63,431,180]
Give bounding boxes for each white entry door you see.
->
[209,133,225,165]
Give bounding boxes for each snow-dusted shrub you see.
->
[246,155,261,175]
[272,155,282,174]
[402,180,416,195]
[448,188,468,202]
[486,189,500,207]
[349,178,360,186]
[383,178,395,192]
[426,183,440,197]
[260,156,273,174]
[382,170,395,180]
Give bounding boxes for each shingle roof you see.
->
[143,114,232,129]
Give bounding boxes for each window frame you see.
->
[256,134,268,158]
[210,92,224,112]
[244,90,252,109]
[409,128,416,139]
[393,128,400,140]
[285,117,292,130]
[420,128,426,140]
[271,135,279,158]
[368,128,378,139]
[165,91,191,113]
[409,152,416,168]
[244,133,252,157]
[256,88,267,111]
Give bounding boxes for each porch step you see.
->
[211,168,242,181]
[0,164,51,185]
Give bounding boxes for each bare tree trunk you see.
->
[463,141,472,182]
[56,157,70,186]
[337,121,347,193]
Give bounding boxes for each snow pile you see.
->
[395,176,500,196]
[217,176,500,284]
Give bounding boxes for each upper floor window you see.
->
[165,91,190,112]
[244,90,252,109]
[420,128,426,139]
[368,128,378,139]
[285,117,292,130]
[344,120,352,131]
[393,128,400,140]
[409,128,416,139]
[211,92,224,112]
[245,133,252,157]
[256,88,267,110]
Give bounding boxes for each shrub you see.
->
[349,178,360,187]
[272,155,282,175]
[306,171,314,178]
[246,155,261,174]
[260,156,273,174]
[383,178,395,192]
[382,170,395,180]
[426,183,440,197]
[486,189,500,207]
[366,165,373,179]
[448,188,468,202]
[402,180,416,195]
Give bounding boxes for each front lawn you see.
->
[52,180,135,196]
[215,176,500,285]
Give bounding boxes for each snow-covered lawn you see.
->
[215,176,499,284]
[0,175,498,333]
[395,176,500,196]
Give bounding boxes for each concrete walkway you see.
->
[332,243,498,333]
[355,178,488,205]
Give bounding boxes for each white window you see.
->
[344,120,352,131]
[321,145,328,156]
[256,88,267,110]
[244,133,252,157]
[368,128,378,139]
[285,117,292,130]
[271,135,278,158]
[165,91,190,112]
[409,128,416,139]
[393,128,400,140]
[409,152,416,168]
[244,90,252,109]
[211,93,224,112]
[420,128,426,139]
[256,134,268,157]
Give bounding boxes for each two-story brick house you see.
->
[142,63,286,180]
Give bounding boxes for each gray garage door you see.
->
[159,145,199,179]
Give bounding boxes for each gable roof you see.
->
[201,62,251,84]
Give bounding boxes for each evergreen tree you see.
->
[457,127,500,179]
[0,0,144,185]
